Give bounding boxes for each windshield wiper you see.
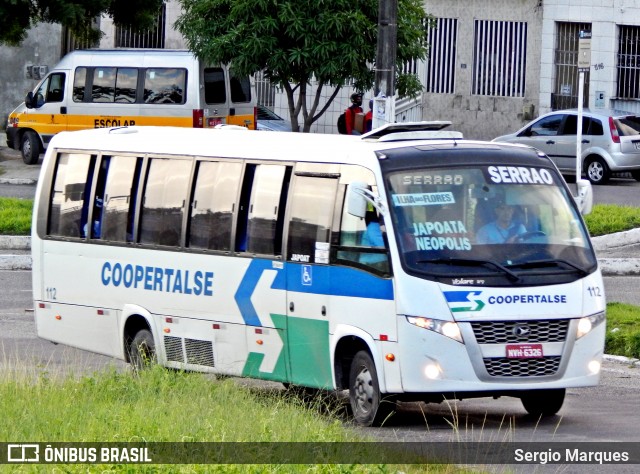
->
[416,257,521,282]
[506,258,589,276]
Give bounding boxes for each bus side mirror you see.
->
[574,179,593,215]
[25,92,35,109]
[347,181,368,218]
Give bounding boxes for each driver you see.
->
[476,200,526,244]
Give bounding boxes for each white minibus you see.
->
[6,49,256,164]
[31,123,605,426]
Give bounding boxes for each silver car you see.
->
[493,108,640,184]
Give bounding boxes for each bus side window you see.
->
[188,161,242,251]
[48,153,95,238]
[236,164,291,256]
[99,156,142,242]
[287,174,338,263]
[139,158,192,247]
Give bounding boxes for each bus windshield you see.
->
[386,166,597,286]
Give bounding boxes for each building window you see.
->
[115,3,166,48]
[617,25,640,99]
[472,20,527,97]
[552,22,591,110]
[426,18,457,94]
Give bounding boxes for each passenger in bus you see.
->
[360,206,387,267]
[476,200,526,244]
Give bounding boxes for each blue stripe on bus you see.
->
[235,260,393,327]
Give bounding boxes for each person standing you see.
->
[345,93,363,135]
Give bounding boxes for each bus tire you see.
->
[129,329,156,371]
[21,131,41,165]
[520,388,565,417]
[349,351,395,426]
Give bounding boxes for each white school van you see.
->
[6,49,256,164]
[31,123,605,426]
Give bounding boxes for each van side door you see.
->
[28,71,69,145]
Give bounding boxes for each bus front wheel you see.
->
[129,329,156,371]
[520,388,565,417]
[348,351,395,426]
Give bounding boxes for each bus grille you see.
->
[185,338,215,367]
[164,336,183,362]
[471,320,569,344]
[163,336,215,367]
[483,356,561,377]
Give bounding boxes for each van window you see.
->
[144,68,186,104]
[139,158,192,246]
[115,68,138,104]
[92,68,117,103]
[188,161,242,251]
[48,153,95,238]
[230,71,251,103]
[204,67,226,104]
[35,73,66,106]
[73,68,87,102]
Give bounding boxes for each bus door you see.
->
[285,169,340,388]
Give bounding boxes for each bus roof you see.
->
[47,125,526,169]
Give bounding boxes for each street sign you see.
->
[578,31,592,72]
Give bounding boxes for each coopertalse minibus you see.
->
[6,49,256,165]
[31,123,605,426]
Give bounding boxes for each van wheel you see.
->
[631,171,640,182]
[129,329,156,371]
[21,131,41,165]
[349,351,395,426]
[521,388,565,417]
[585,157,610,185]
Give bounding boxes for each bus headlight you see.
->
[406,316,464,343]
[577,312,606,339]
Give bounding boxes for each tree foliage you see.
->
[0,0,163,46]
[176,0,433,132]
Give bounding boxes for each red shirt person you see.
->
[345,93,363,135]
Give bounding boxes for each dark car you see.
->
[256,105,292,132]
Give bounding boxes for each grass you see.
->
[0,196,32,235]
[0,366,460,473]
[605,302,640,359]
[583,204,640,236]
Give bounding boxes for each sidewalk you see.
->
[2,141,640,273]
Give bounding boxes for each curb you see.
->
[603,353,640,368]
[0,177,37,185]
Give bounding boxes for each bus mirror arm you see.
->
[347,181,386,218]
[574,179,593,215]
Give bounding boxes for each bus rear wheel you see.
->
[520,388,565,417]
[348,351,395,426]
[21,131,41,165]
[129,329,156,371]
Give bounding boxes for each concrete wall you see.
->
[0,23,63,138]
[421,0,543,141]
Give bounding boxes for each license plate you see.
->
[634,141,640,150]
[207,117,223,127]
[506,343,543,359]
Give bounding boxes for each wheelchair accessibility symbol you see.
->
[301,265,312,286]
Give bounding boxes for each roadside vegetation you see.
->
[606,303,640,359]
[0,365,459,473]
[0,196,32,235]
[583,204,640,236]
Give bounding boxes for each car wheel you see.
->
[585,157,610,185]
[521,388,565,417]
[21,130,41,165]
[631,171,640,182]
[348,351,395,426]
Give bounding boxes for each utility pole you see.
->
[372,0,398,130]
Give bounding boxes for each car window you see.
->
[560,115,602,135]
[525,115,563,137]
[614,116,640,136]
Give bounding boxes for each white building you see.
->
[3,1,640,140]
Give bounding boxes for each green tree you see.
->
[0,0,163,46]
[176,0,433,132]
